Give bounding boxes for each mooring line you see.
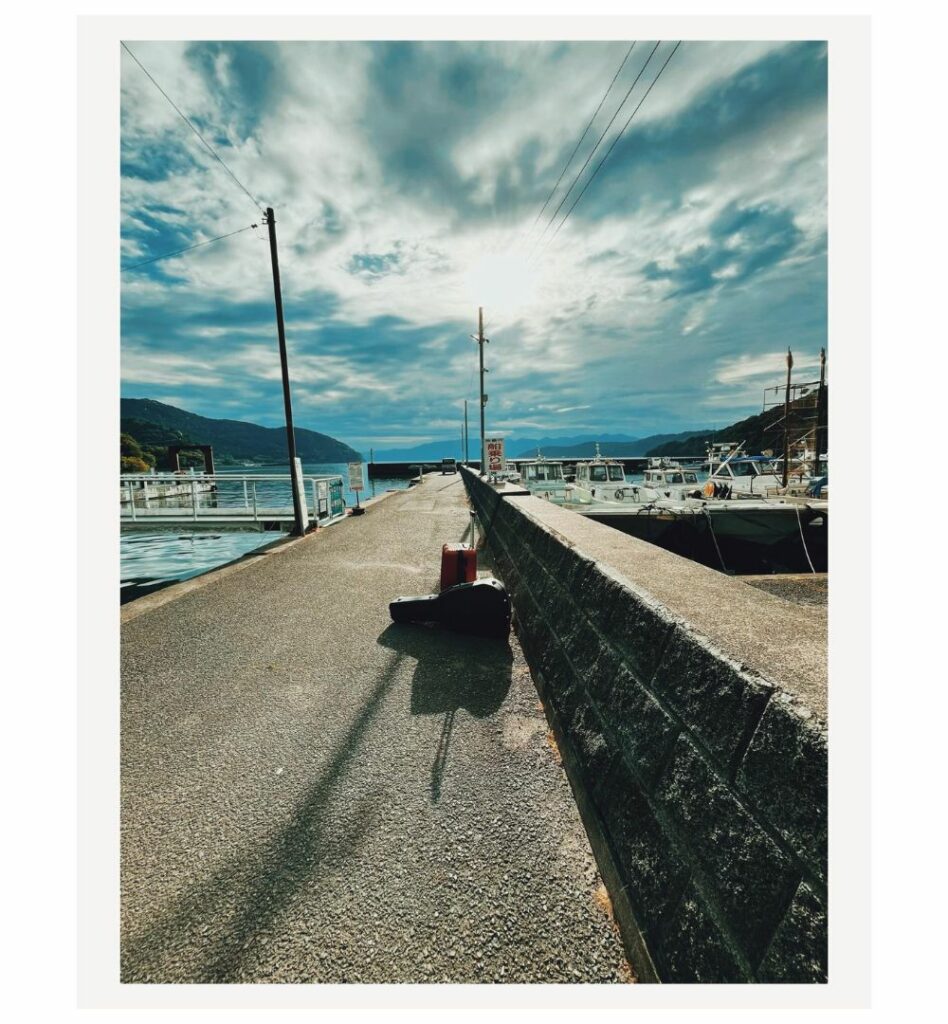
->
[795,503,817,574]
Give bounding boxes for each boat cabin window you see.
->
[525,463,563,482]
[608,465,625,482]
[667,472,684,484]
[590,466,608,482]
[684,472,698,484]
[732,461,759,477]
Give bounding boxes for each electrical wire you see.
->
[547,41,682,247]
[121,42,265,215]
[529,42,637,232]
[121,223,257,272]
[530,41,661,257]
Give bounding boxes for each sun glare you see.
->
[462,250,541,319]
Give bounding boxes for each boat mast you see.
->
[782,348,793,489]
[813,348,826,477]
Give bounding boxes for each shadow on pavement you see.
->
[121,649,406,983]
[378,622,512,802]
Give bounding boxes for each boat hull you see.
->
[579,502,827,574]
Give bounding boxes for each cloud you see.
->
[121,40,827,448]
[642,200,803,297]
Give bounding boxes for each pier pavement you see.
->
[121,474,630,983]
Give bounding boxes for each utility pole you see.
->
[782,347,793,489]
[476,307,488,475]
[265,206,306,536]
[813,348,827,477]
[464,399,469,464]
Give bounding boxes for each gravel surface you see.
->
[740,574,828,607]
[121,475,631,984]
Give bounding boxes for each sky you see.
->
[120,39,827,450]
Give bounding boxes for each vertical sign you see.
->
[347,461,365,514]
[486,437,505,473]
[348,462,364,492]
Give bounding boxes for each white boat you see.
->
[568,446,644,505]
[517,457,570,504]
[640,457,706,501]
[567,448,704,506]
[704,442,817,498]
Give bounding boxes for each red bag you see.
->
[440,543,477,591]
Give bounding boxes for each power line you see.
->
[531,41,662,257]
[547,41,682,245]
[530,42,637,232]
[121,41,264,214]
[121,223,257,272]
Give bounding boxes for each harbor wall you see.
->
[461,468,827,984]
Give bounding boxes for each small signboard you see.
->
[348,462,364,492]
[486,437,505,473]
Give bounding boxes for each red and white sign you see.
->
[486,437,505,472]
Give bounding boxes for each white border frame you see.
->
[78,13,869,1011]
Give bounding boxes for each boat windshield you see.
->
[684,472,698,484]
[525,463,563,482]
[667,472,684,484]
[608,465,625,482]
[731,461,760,477]
[590,466,608,482]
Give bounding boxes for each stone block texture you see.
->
[463,470,828,984]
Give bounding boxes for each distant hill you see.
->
[517,430,710,459]
[646,389,828,459]
[372,434,640,462]
[120,398,361,464]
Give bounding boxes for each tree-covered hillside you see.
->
[646,388,827,458]
[120,398,361,466]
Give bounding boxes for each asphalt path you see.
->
[121,474,631,983]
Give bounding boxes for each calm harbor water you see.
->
[120,462,410,603]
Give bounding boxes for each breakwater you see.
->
[120,475,630,983]
[462,467,827,983]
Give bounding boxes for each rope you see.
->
[795,503,817,574]
[703,506,728,574]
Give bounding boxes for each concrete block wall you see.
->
[462,469,827,984]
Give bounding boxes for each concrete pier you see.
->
[462,468,827,983]
[121,475,630,983]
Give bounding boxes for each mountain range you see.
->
[369,430,710,462]
[121,398,361,465]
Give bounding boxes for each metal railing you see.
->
[119,473,347,526]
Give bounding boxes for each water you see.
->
[120,462,410,603]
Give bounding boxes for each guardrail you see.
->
[119,473,346,527]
